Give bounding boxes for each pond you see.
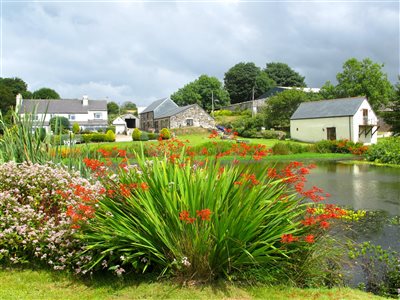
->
[306,162,400,216]
[304,161,400,287]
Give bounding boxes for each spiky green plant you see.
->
[79,150,319,281]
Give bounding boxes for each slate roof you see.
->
[140,97,179,118]
[20,99,107,114]
[156,104,195,119]
[291,97,366,120]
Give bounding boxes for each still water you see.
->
[304,162,400,286]
[306,162,400,216]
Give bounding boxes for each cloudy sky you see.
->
[2,0,399,106]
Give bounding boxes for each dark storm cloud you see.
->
[2,1,398,106]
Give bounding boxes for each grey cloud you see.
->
[3,2,399,106]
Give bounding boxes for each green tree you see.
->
[261,89,322,129]
[171,75,230,111]
[72,122,80,134]
[121,101,137,114]
[107,101,120,115]
[0,77,30,113]
[0,77,28,96]
[32,88,60,99]
[264,62,306,87]
[224,62,275,104]
[325,58,394,111]
[0,84,16,113]
[383,77,400,135]
[50,116,70,134]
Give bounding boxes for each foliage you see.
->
[272,142,310,155]
[72,123,80,134]
[365,137,400,165]
[264,62,306,87]
[82,133,115,143]
[320,58,394,111]
[120,101,138,116]
[382,76,400,135]
[349,242,400,298]
[261,89,322,129]
[0,77,30,113]
[224,62,275,104]
[171,75,230,111]
[213,109,234,117]
[131,128,142,141]
[147,132,159,140]
[0,161,103,272]
[32,88,60,99]
[50,116,70,134]
[140,131,149,141]
[106,125,116,133]
[107,101,120,116]
[160,128,171,139]
[232,114,264,137]
[105,130,116,142]
[0,111,54,163]
[74,139,348,283]
[311,139,368,155]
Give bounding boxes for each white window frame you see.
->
[94,113,102,119]
[68,114,76,121]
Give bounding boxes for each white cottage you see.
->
[290,97,378,144]
[17,94,108,133]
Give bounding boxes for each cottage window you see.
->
[68,114,76,121]
[186,119,194,126]
[94,113,102,119]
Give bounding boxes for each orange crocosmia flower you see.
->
[281,234,298,243]
[304,234,315,243]
[320,221,330,229]
[196,209,212,221]
[140,182,149,191]
[179,210,190,221]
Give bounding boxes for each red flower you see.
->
[320,221,330,229]
[179,210,190,221]
[304,234,315,243]
[196,208,212,221]
[281,234,298,243]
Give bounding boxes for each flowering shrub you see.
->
[312,139,368,155]
[0,162,103,273]
[74,138,347,282]
[365,137,400,165]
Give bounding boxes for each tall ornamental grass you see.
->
[76,142,342,281]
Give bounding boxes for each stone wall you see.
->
[169,105,215,129]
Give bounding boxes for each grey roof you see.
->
[140,97,179,118]
[20,99,107,114]
[156,104,195,119]
[291,97,366,120]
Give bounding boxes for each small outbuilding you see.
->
[290,97,379,144]
[112,114,139,135]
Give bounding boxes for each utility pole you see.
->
[252,86,255,117]
[211,90,214,117]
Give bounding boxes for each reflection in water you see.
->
[305,162,400,216]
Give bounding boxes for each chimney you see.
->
[82,95,89,106]
[16,93,23,112]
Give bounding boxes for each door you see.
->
[326,127,336,140]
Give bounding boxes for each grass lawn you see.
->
[0,269,384,300]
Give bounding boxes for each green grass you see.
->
[0,269,384,300]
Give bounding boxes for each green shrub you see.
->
[365,137,400,165]
[0,161,103,272]
[132,128,142,141]
[213,109,233,117]
[311,139,368,155]
[106,125,116,133]
[81,133,112,143]
[72,123,80,134]
[140,131,149,141]
[272,142,310,155]
[106,130,116,142]
[50,116,70,135]
[160,128,171,139]
[148,132,159,140]
[260,130,286,140]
